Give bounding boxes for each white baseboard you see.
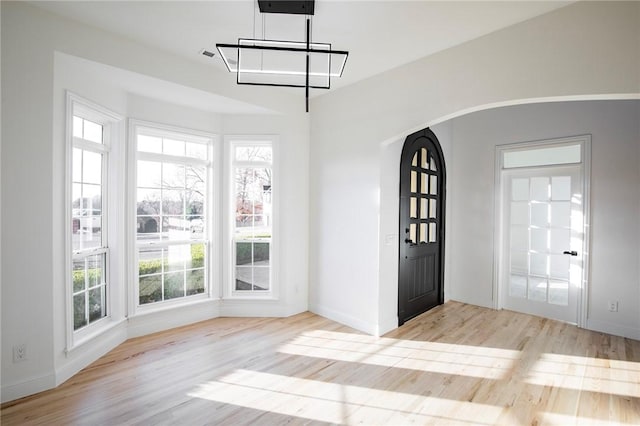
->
[219,299,289,317]
[1,372,56,404]
[310,303,378,335]
[586,318,640,340]
[56,321,128,387]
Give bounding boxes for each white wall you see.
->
[309,1,640,336]
[1,2,310,402]
[447,100,640,339]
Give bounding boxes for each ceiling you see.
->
[33,1,573,94]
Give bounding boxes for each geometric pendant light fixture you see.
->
[216,0,348,112]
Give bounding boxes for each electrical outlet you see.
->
[608,301,618,312]
[13,344,27,363]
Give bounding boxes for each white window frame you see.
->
[224,135,279,300]
[65,92,124,351]
[128,120,219,316]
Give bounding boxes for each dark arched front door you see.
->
[398,128,446,325]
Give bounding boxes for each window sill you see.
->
[66,317,127,355]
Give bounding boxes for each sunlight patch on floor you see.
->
[277,330,521,380]
[188,369,506,425]
[525,353,640,398]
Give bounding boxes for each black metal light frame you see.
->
[216,5,348,112]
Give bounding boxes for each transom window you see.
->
[134,124,212,307]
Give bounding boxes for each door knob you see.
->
[405,238,413,244]
[563,250,578,256]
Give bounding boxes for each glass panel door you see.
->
[502,165,583,323]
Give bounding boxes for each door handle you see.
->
[563,250,578,256]
[405,238,413,244]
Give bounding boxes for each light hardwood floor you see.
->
[2,301,639,425]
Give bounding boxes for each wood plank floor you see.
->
[2,301,639,425]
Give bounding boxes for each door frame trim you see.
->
[493,135,591,327]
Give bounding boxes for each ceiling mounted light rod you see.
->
[305,17,310,112]
[216,0,349,112]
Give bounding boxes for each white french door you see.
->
[501,165,584,323]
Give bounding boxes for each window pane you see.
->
[162,163,185,189]
[548,280,569,306]
[530,228,548,252]
[410,197,417,219]
[512,178,529,201]
[163,138,185,156]
[73,148,82,182]
[236,267,252,290]
[188,243,205,269]
[139,275,162,305]
[88,286,105,323]
[83,119,103,143]
[511,202,528,225]
[139,246,163,276]
[73,259,86,292]
[73,293,87,330]
[421,148,428,169]
[509,275,527,298]
[510,251,528,275]
[164,271,185,299]
[162,216,188,240]
[550,202,571,228]
[137,188,161,215]
[530,177,549,201]
[186,142,207,160]
[430,175,437,195]
[504,144,580,169]
[550,229,571,253]
[420,198,427,219]
[528,277,547,302]
[137,216,160,240]
[549,254,570,280]
[236,146,272,162]
[82,183,101,211]
[429,199,437,219]
[186,269,205,295]
[420,173,428,195]
[254,242,270,265]
[236,242,252,266]
[530,253,548,276]
[510,226,528,251]
[530,203,548,227]
[137,134,162,153]
[82,151,102,185]
[166,245,188,272]
[551,176,571,201]
[73,116,83,138]
[87,254,105,287]
[188,216,204,239]
[410,171,417,193]
[253,267,270,291]
[162,190,184,216]
[428,222,436,243]
[419,223,427,243]
[137,161,162,188]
